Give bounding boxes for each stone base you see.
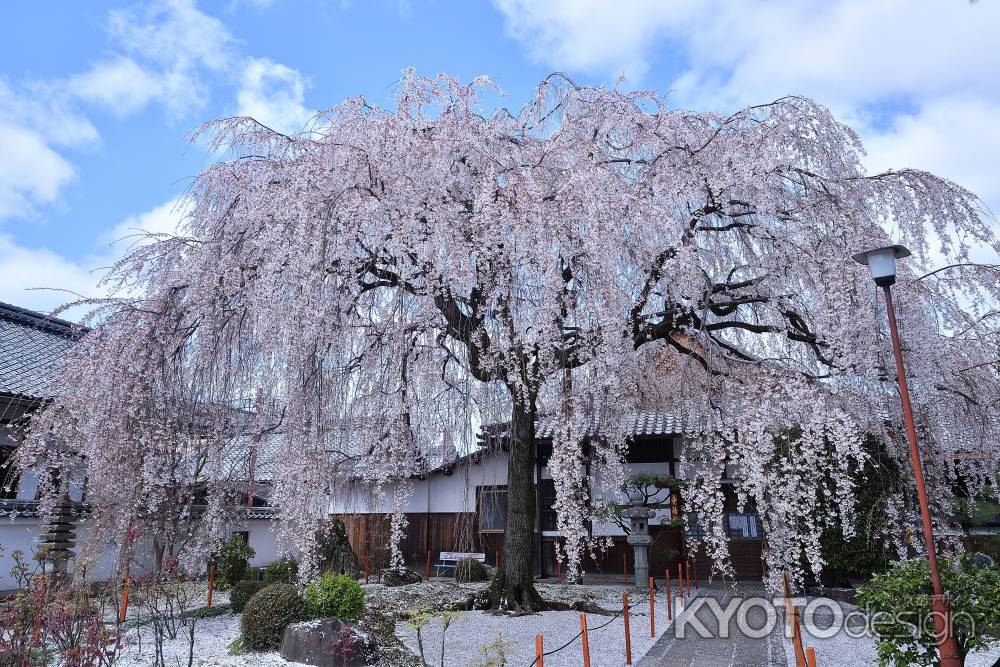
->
[279,618,377,666]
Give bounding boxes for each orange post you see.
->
[677,563,684,605]
[666,569,673,620]
[806,646,817,667]
[425,551,431,579]
[119,576,130,623]
[579,613,591,667]
[207,563,215,607]
[782,571,793,625]
[535,634,544,667]
[622,594,632,665]
[649,576,655,637]
[793,607,806,667]
[685,561,691,597]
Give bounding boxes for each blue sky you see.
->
[3,0,999,317]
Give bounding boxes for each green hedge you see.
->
[230,580,267,612]
[240,583,307,651]
[454,558,489,582]
[303,572,364,621]
[263,556,299,585]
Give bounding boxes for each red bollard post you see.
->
[580,613,592,667]
[207,563,215,607]
[685,561,691,598]
[622,593,632,665]
[119,576,130,623]
[666,569,673,620]
[536,634,544,667]
[806,646,817,667]
[649,576,655,637]
[678,562,684,605]
[793,607,806,667]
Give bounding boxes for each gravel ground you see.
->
[112,580,680,667]
[397,608,674,667]
[116,613,292,667]
[394,583,680,667]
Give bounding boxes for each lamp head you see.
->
[852,244,912,287]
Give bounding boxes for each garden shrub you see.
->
[230,580,267,612]
[263,556,299,584]
[239,583,307,651]
[856,556,1000,666]
[213,535,256,588]
[454,558,489,582]
[185,603,231,619]
[303,572,365,621]
[383,567,422,587]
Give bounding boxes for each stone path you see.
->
[637,583,789,667]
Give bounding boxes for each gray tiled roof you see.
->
[535,410,682,440]
[0,302,79,400]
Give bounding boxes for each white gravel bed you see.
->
[116,613,295,667]
[397,603,676,666]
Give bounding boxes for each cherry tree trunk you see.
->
[483,395,545,611]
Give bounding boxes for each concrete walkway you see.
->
[637,583,789,667]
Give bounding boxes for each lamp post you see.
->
[852,245,962,667]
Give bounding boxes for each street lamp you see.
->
[853,244,962,667]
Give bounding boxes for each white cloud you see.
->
[861,97,1000,207]
[236,57,312,134]
[0,233,103,314]
[100,197,187,249]
[69,58,164,116]
[90,0,237,118]
[0,81,98,221]
[493,0,700,80]
[493,1,1000,108]
[0,198,187,316]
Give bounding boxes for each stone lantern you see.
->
[624,505,654,587]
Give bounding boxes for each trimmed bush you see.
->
[454,557,489,582]
[230,580,267,612]
[383,567,422,587]
[263,556,300,585]
[857,556,1000,666]
[303,572,365,621]
[213,534,256,588]
[240,583,307,651]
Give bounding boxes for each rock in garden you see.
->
[279,618,377,666]
[382,567,422,587]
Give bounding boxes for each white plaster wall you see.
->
[330,451,510,515]
[0,518,43,590]
[16,470,38,501]
[330,439,681,541]
[224,519,288,567]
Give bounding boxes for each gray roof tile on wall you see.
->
[0,302,79,400]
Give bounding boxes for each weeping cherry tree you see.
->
[18,72,1000,611]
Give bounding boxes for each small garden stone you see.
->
[279,618,377,666]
